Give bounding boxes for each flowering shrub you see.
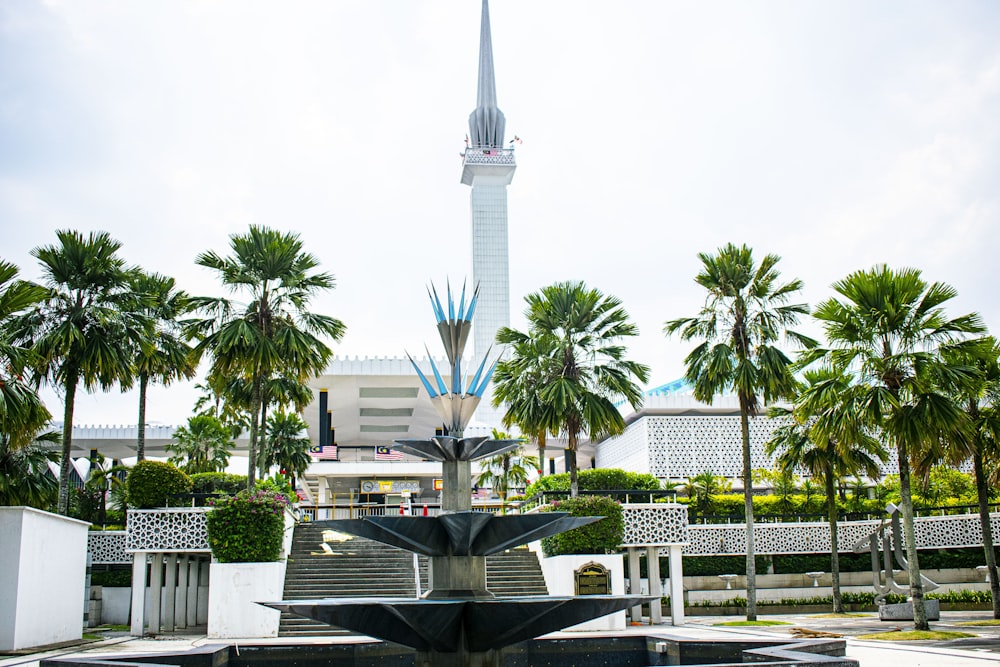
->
[205,489,290,562]
[540,495,623,556]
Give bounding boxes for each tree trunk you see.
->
[258,399,269,480]
[739,407,757,621]
[246,379,262,491]
[897,439,928,630]
[57,372,79,516]
[973,451,1000,619]
[136,373,148,461]
[826,463,842,614]
[537,431,547,477]
[567,433,579,498]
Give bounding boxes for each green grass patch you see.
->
[713,620,792,627]
[82,633,103,640]
[809,613,871,618]
[857,630,975,641]
[97,624,130,631]
[955,620,1000,626]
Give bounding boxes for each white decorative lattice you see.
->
[598,414,909,479]
[620,504,688,546]
[597,420,649,472]
[87,531,129,564]
[679,513,1000,556]
[125,508,211,553]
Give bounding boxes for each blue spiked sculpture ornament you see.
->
[405,281,497,437]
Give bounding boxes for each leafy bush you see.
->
[126,461,192,509]
[257,474,295,498]
[927,589,992,604]
[206,489,290,562]
[190,472,246,497]
[525,468,661,498]
[540,495,623,556]
[90,567,133,587]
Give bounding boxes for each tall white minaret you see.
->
[461,0,515,423]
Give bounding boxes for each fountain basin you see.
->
[41,634,858,666]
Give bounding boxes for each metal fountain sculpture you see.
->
[266,282,650,667]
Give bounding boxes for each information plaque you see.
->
[574,562,611,596]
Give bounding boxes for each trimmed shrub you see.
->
[126,461,192,509]
[206,489,290,562]
[540,495,623,556]
[190,472,247,497]
[525,468,661,498]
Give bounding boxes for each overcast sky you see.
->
[2,1,998,427]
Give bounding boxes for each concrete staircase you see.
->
[278,521,549,637]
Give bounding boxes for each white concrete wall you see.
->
[538,554,626,631]
[0,507,90,651]
[207,561,285,638]
[100,588,132,625]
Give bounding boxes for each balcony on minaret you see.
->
[460,146,516,186]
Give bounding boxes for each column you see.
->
[668,545,685,626]
[186,558,200,628]
[129,552,148,636]
[148,554,163,634]
[627,548,642,623]
[175,556,189,630]
[163,554,177,632]
[646,546,663,624]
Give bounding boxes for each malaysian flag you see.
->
[375,446,403,461]
[310,444,338,460]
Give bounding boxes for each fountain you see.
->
[266,282,651,666]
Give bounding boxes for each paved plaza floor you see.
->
[2,611,998,667]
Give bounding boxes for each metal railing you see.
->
[462,147,515,165]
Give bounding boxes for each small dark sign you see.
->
[574,562,610,596]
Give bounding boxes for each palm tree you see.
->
[496,281,649,498]
[186,226,346,489]
[258,410,312,489]
[0,261,50,449]
[665,242,814,621]
[476,429,538,513]
[765,367,884,613]
[806,265,984,629]
[8,231,148,515]
[683,470,730,518]
[0,429,60,508]
[934,337,1000,618]
[166,414,233,474]
[493,333,555,477]
[130,272,197,461]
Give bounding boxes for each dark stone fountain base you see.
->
[40,634,859,667]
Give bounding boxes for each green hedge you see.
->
[190,472,246,497]
[126,461,192,509]
[206,489,290,562]
[540,496,623,556]
[526,469,662,498]
[679,548,990,577]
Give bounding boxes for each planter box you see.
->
[538,554,626,631]
[207,561,285,638]
[0,507,90,651]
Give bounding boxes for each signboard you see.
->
[433,479,444,491]
[360,480,422,494]
[574,562,611,596]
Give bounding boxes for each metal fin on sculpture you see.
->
[466,284,480,322]
[457,280,468,321]
[427,351,448,396]
[473,358,499,398]
[407,352,439,399]
[447,279,455,322]
[452,355,462,395]
[429,285,446,324]
[465,346,492,394]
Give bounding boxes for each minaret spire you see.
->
[468,0,505,149]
